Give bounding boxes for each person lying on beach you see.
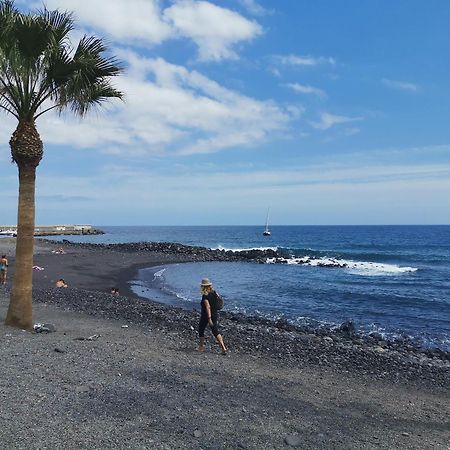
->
[110,287,119,295]
[55,279,68,288]
[0,255,8,285]
[52,247,66,254]
[198,278,227,355]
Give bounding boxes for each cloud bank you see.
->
[40,0,261,62]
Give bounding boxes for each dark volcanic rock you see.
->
[339,320,355,337]
[31,287,450,390]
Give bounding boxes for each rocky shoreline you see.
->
[31,284,450,391]
[54,239,450,359]
[57,238,280,262]
[1,238,450,449]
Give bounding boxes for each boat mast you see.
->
[264,207,270,235]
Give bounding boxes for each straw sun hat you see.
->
[201,278,212,286]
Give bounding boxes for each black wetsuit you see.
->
[198,291,220,337]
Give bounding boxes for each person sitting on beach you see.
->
[198,278,227,355]
[55,278,68,288]
[0,255,8,285]
[110,287,119,295]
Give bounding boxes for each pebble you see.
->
[75,385,90,394]
[284,434,302,447]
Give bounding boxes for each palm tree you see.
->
[0,0,123,329]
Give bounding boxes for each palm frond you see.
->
[40,7,74,47]
[0,0,124,122]
[14,14,52,61]
[57,79,123,117]
[0,95,18,118]
[0,0,18,53]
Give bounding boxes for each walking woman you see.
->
[198,278,227,355]
[0,255,8,285]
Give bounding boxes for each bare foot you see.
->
[198,346,205,353]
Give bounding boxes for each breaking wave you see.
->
[213,245,278,252]
[265,255,417,275]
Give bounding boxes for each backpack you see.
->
[213,290,224,310]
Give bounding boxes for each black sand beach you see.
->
[1,238,449,449]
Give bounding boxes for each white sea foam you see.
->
[171,291,194,302]
[213,245,278,252]
[266,256,417,275]
[153,268,166,280]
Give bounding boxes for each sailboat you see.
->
[263,208,271,236]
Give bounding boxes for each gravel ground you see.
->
[0,238,449,449]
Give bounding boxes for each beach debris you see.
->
[54,347,65,353]
[33,323,56,333]
[121,325,129,328]
[87,334,100,340]
[73,334,101,341]
[32,265,45,271]
[193,430,202,438]
[284,434,302,447]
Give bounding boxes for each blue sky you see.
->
[1,0,450,225]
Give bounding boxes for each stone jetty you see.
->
[0,224,104,236]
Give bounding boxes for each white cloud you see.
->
[164,0,262,61]
[11,161,448,224]
[382,78,419,92]
[29,52,292,156]
[285,83,326,99]
[285,105,305,118]
[238,0,271,16]
[3,140,450,224]
[42,0,172,45]
[38,115,133,149]
[310,112,363,130]
[277,54,336,67]
[40,0,262,61]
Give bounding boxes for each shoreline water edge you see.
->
[56,239,450,352]
[4,237,450,386]
[1,237,450,448]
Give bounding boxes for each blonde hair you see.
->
[201,285,212,295]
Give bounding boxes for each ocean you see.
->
[45,225,450,350]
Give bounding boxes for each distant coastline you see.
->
[0,224,104,236]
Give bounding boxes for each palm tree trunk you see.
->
[5,163,37,330]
